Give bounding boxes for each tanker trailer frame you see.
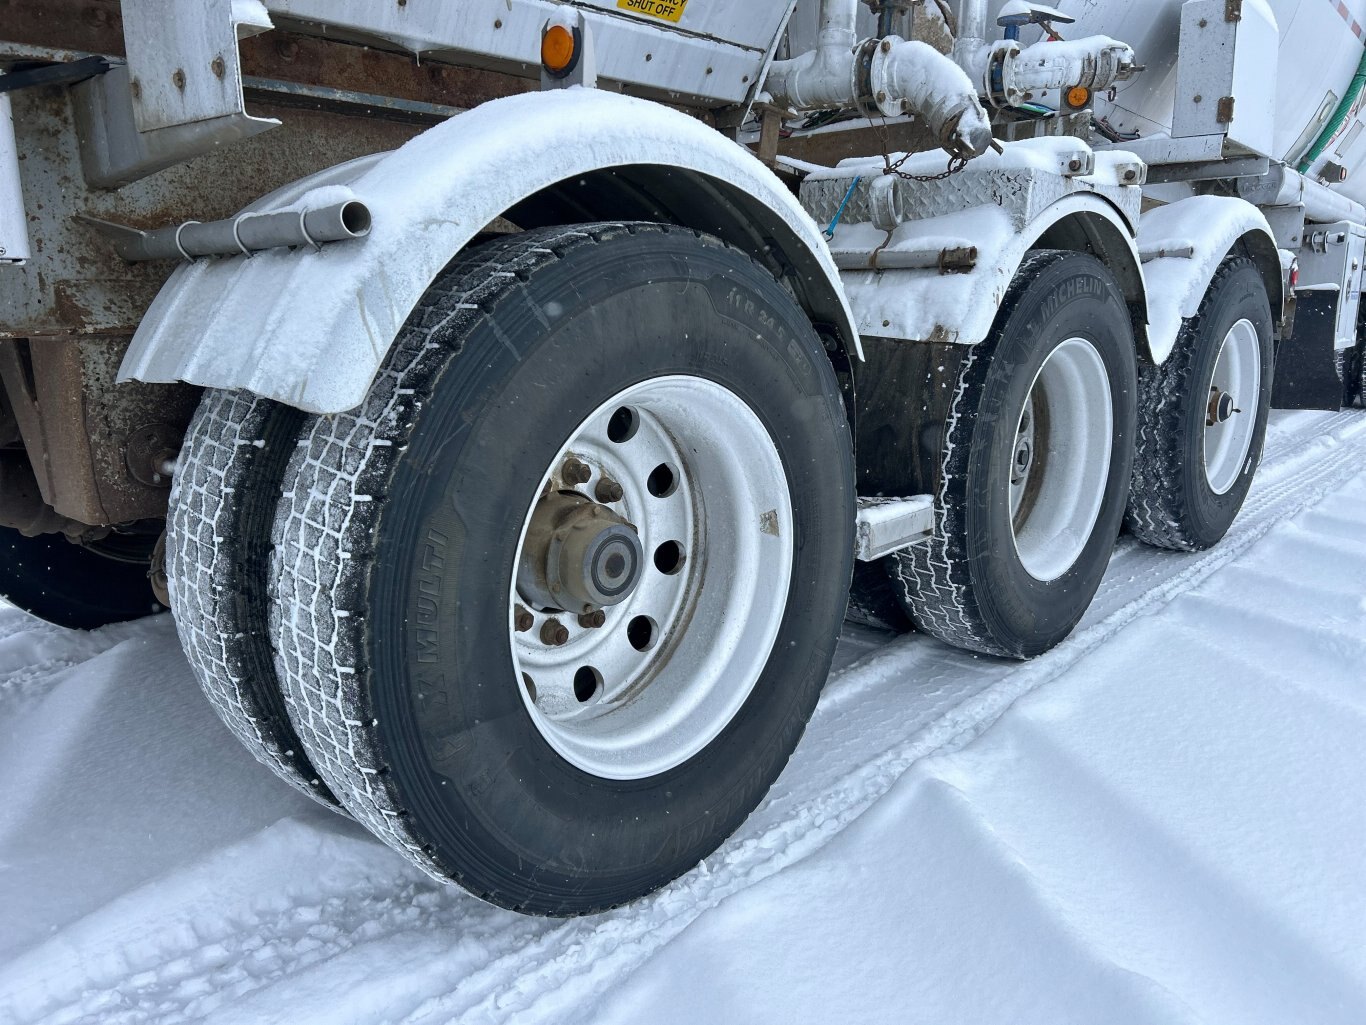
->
[0,0,1357,914]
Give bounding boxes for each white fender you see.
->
[1139,196,1281,364]
[835,191,1147,350]
[119,90,857,414]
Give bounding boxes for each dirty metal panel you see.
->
[238,31,531,112]
[0,0,533,112]
[573,0,792,52]
[269,0,768,106]
[0,87,420,338]
[0,335,199,524]
[0,0,124,57]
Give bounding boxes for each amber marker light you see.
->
[1066,85,1093,109]
[542,23,578,77]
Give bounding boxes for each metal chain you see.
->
[873,118,971,182]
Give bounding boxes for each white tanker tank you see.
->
[979,0,1366,206]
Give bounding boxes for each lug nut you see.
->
[540,618,570,646]
[514,604,534,632]
[595,477,625,503]
[562,458,592,485]
[578,609,607,629]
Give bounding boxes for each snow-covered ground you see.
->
[3,408,1366,1025]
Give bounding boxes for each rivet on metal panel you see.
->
[172,68,186,91]
[211,56,226,80]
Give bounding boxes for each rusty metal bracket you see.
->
[73,63,278,189]
[756,102,784,169]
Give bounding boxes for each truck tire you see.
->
[0,528,160,629]
[846,560,914,633]
[167,390,339,809]
[889,251,1137,659]
[270,223,855,914]
[1126,256,1273,551]
[1353,307,1366,408]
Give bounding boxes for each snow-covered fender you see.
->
[835,192,1150,353]
[119,90,858,414]
[1138,196,1283,365]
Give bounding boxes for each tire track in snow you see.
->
[0,657,88,717]
[397,411,1366,1023]
[11,412,1366,1025]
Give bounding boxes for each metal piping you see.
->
[79,199,372,263]
[952,0,990,69]
[766,0,993,160]
[1240,163,1366,226]
[764,0,860,110]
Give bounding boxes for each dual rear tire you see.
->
[877,251,1273,656]
[890,251,1139,659]
[1126,256,1274,551]
[170,229,1276,911]
[170,224,856,914]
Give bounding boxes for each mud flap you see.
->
[1271,291,1345,411]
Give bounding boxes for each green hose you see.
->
[1297,45,1366,173]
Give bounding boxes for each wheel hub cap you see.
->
[1207,388,1236,426]
[508,375,795,780]
[517,492,644,613]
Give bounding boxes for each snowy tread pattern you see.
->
[1125,256,1267,551]
[168,390,338,808]
[889,250,1135,659]
[270,224,681,884]
[889,252,1068,659]
[888,345,986,650]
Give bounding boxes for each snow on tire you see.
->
[889,250,1138,659]
[269,223,855,914]
[1126,256,1274,551]
[167,389,339,809]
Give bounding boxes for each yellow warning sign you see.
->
[617,0,689,24]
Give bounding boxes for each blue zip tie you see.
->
[824,176,861,240]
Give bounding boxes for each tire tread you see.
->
[167,389,339,807]
[270,223,751,892]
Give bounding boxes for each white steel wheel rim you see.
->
[509,375,794,780]
[1009,337,1114,582]
[1204,319,1261,496]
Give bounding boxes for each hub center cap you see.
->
[1208,387,1236,426]
[518,491,644,613]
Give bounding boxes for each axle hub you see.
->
[517,491,643,614]
[1208,388,1237,426]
